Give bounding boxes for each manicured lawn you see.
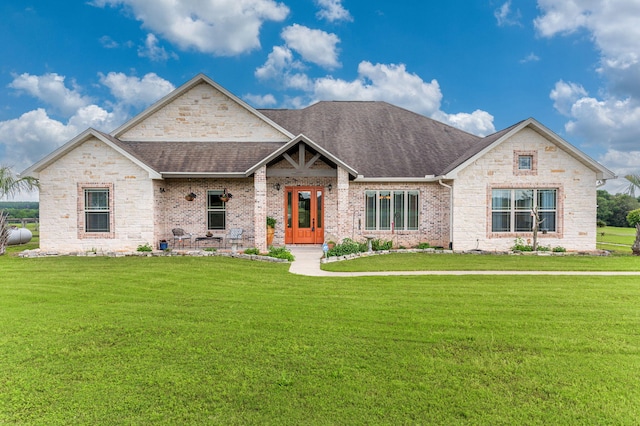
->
[1,253,639,424]
[321,252,640,272]
[597,225,637,253]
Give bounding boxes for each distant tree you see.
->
[596,190,614,224]
[627,208,640,256]
[609,194,640,227]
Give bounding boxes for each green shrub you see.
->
[244,247,260,255]
[136,243,153,252]
[416,242,431,249]
[203,247,216,252]
[552,246,567,253]
[512,237,533,252]
[627,208,640,227]
[537,245,550,252]
[327,238,365,257]
[266,216,276,228]
[371,239,393,251]
[267,246,295,261]
[597,219,607,228]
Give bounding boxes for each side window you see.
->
[207,190,226,230]
[78,183,114,239]
[84,188,110,232]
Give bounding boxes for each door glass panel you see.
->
[287,191,292,228]
[316,190,322,229]
[298,191,311,228]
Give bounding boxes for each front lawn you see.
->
[321,252,640,272]
[1,254,639,424]
[597,225,637,253]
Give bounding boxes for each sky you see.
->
[1,0,639,200]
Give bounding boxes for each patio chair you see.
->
[172,228,193,248]
[225,228,244,249]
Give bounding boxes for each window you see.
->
[492,188,557,233]
[513,150,537,175]
[365,190,419,231]
[207,190,226,230]
[518,155,532,170]
[84,188,110,232]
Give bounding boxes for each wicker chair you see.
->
[171,228,193,248]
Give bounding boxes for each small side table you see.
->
[195,236,223,249]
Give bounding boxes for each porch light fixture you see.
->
[274,183,281,191]
[159,187,166,193]
[327,183,332,191]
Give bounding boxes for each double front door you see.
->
[285,186,324,244]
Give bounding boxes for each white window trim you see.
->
[489,187,562,237]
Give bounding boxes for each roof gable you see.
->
[443,118,616,180]
[20,129,162,179]
[113,74,293,143]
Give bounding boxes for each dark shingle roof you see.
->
[121,141,285,173]
[260,101,481,177]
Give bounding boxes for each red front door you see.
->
[285,187,324,244]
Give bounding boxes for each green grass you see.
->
[1,252,639,424]
[597,225,637,253]
[321,252,640,272]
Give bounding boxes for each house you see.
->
[22,74,615,253]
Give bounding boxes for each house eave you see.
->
[354,175,440,183]
[161,172,248,179]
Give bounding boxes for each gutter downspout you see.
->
[438,179,453,250]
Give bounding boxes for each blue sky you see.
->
[1,0,639,200]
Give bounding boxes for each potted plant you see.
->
[185,192,197,201]
[266,216,276,246]
[219,188,233,202]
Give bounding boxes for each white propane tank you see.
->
[7,227,33,245]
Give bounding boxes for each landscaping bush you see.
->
[136,243,153,252]
[597,219,607,228]
[371,239,393,251]
[267,246,295,261]
[416,242,431,249]
[512,237,533,252]
[244,247,260,255]
[552,246,567,253]
[327,238,365,257]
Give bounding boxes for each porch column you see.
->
[336,166,350,241]
[254,165,267,252]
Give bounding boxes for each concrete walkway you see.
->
[287,246,640,277]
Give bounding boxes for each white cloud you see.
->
[243,93,277,107]
[315,0,352,22]
[8,73,92,116]
[0,109,77,173]
[519,52,540,64]
[494,1,521,27]
[281,25,341,69]
[536,0,640,179]
[1,72,174,175]
[138,33,178,62]
[91,0,289,56]
[550,80,588,116]
[99,72,175,108]
[255,46,312,91]
[99,35,120,49]
[313,62,495,136]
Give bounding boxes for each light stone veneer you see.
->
[119,83,290,142]
[38,138,155,253]
[452,128,598,251]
